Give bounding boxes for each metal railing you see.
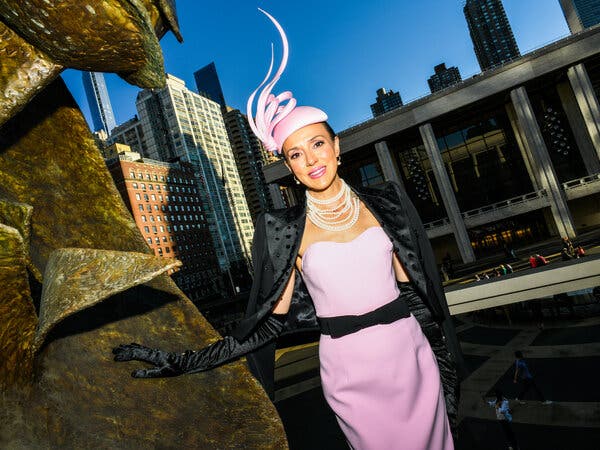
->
[562,173,600,190]
[461,190,548,219]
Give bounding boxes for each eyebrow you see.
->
[285,135,326,154]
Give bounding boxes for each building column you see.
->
[505,102,541,190]
[566,63,600,173]
[374,141,405,190]
[510,86,576,238]
[268,183,286,209]
[419,123,476,263]
[556,81,600,175]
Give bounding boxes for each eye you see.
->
[289,152,300,160]
[313,140,324,148]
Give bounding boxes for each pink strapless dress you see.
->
[301,227,453,450]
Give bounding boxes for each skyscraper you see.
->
[370,88,403,117]
[559,0,600,33]
[464,0,520,71]
[427,63,462,93]
[223,107,276,221]
[135,74,254,276]
[82,72,117,135]
[194,62,226,109]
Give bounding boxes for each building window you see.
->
[138,204,144,211]
[132,182,138,189]
[135,193,141,201]
[151,194,156,201]
[155,237,160,244]
[146,237,152,244]
[143,194,149,201]
[141,215,147,222]
[141,183,146,190]
[152,226,157,233]
[165,247,170,253]
[144,226,150,233]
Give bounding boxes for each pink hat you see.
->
[247,9,328,155]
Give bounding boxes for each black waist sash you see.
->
[318,294,410,338]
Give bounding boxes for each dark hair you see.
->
[515,350,523,358]
[494,389,503,401]
[279,121,337,160]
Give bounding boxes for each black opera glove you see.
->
[112,313,287,378]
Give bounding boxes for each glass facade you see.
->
[193,62,226,109]
[387,131,447,223]
[433,108,533,212]
[468,210,550,256]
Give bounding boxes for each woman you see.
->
[114,10,461,449]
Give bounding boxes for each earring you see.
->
[337,155,341,166]
[294,176,300,185]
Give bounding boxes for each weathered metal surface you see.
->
[0,73,287,448]
[0,0,183,127]
[0,224,37,389]
[0,21,62,130]
[35,248,182,350]
[0,0,168,87]
[0,198,42,281]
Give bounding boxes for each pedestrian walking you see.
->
[514,350,552,404]
[485,389,519,450]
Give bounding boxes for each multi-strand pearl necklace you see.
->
[306,180,360,232]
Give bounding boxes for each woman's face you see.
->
[282,122,340,193]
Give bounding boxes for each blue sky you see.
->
[62,0,570,133]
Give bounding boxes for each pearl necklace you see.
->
[306,180,361,232]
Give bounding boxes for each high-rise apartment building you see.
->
[106,148,223,301]
[82,72,117,135]
[194,62,226,109]
[464,0,520,71]
[370,88,403,117]
[135,74,254,276]
[110,116,148,156]
[560,0,600,33]
[428,63,462,93]
[223,107,276,221]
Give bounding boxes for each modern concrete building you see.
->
[82,72,117,135]
[464,0,520,71]
[223,107,282,219]
[194,62,227,110]
[560,0,600,33]
[371,88,403,117]
[110,116,148,156]
[106,148,223,301]
[134,75,254,278]
[428,63,462,93]
[262,26,600,266]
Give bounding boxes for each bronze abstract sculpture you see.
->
[0,1,287,447]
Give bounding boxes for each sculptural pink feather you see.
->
[247,9,327,154]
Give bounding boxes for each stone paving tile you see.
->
[457,417,600,450]
[531,323,600,345]
[488,356,600,402]
[458,326,520,346]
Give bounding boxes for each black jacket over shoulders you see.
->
[231,181,465,429]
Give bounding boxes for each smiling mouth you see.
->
[308,166,326,178]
